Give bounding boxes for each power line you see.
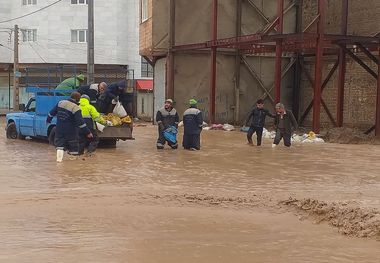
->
[0,43,13,51]
[28,42,47,63]
[0,0,63,24]
[35,38,143,63]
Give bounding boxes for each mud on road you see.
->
[0,119,379,262]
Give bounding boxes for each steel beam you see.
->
[209,0,218,124]
[293,0,303,120]
[356,43,379,65]
[234,0,242,124]
[343,46,378,79]
[337,0,348,127]
[166,0,175,99]
[376,47,380,136]
[274,0,284,103]
[312,0,326,133]
[241,56,275,102]
[260,2,296,35]
[303,14,320,33]
[246,0,271,25]
[172,33,379,53]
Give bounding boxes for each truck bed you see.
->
[98,124,133,140]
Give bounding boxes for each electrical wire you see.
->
[0,0,63,24]
[36,37,143,63]
[28,42,47,63]
[0,43,13,51]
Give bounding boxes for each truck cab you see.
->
[6,88,133,147]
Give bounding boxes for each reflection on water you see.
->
[0,120,379,262]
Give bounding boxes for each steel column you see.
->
[376,47,380,136]
[293,0,303,120]
[274,0,284,103]
[210,0,218,124]
[312,0,326,133]
[166,0,175,99]
[337,0,348,127]
[234,0,242,124]
[299,60,339,125]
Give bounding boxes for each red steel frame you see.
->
[165,0,380,135]
[337,0,348,127]
[312,0,326,133]
[274,0,284,103]
[210,0,218,124]
[377,47,380,135]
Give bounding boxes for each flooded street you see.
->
[0,119,379,262]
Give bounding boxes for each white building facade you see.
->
[0,0,141,72]
[0,0,149,108]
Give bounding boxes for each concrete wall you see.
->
[301,0,380,129]
[137,92,153,120]
[0,0,142,78]
[144,0,296,123]
[153,58,166,122]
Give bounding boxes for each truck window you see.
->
[26,98,36,112]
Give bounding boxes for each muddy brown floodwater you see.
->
[0,118,379,262]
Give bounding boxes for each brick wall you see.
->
[300,0,380,129]
[139,0,153,56]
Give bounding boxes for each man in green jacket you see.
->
[56,74,85,90]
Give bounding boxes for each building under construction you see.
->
[139,0,380,135]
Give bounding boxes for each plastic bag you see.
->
[163,126,178,144]
[223,124,235,131]
[113,101,127,117]
[96,122,106,132]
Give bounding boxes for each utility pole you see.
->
[87,0,95,84]
[13,24,19,111]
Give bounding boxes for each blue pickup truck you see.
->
[5,88,133,147]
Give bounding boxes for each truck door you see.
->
[19,98,36,137]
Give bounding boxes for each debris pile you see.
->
[203,124,235,131]
[241,127,325,143]
[281,197,380,238]
[323,127,380,144]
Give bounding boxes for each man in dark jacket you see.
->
[183,99,203,150]
[156,99,179,149]
[273,103,298,147]
[47,92,93,162]
[245,99,275,146]
[77,82,107,106]
[97,80,132,114]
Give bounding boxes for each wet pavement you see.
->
[0,119,379,262]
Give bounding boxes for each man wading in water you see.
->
[272,103,298,147]
[245,99,275,146]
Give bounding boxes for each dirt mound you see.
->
[323,127,380,144]
[281,197,380,239]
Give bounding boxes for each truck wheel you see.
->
[48,126,56,146]
[6,122,19,139]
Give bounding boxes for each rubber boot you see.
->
[56,149,64,163]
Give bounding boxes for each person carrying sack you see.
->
[156,99,179,149]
